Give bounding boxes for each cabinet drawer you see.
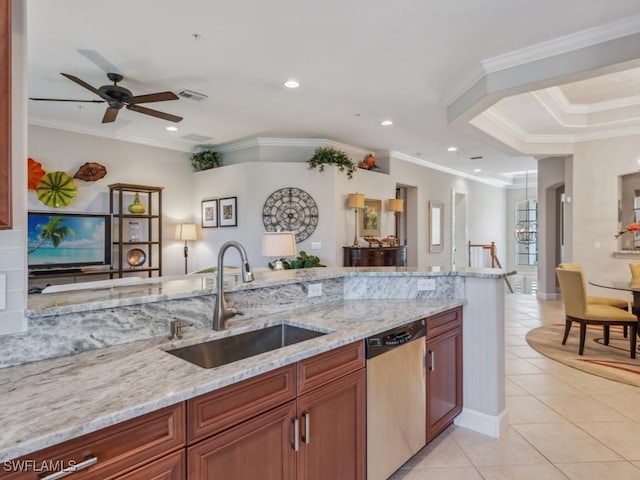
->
[0,403,185,480]
[187,365,296,444]
[297,341,365,395]
[118,450,185,480]
[426,307,462,339]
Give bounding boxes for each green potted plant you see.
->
[307,146,356,179]
[191,149,221,171]
[268,251,326,270]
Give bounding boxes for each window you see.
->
[515,199,538,266]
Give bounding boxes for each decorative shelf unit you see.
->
[109,183,163,278]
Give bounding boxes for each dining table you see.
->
[589,279,640,315]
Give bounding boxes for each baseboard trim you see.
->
[537,292,559,300]
[453,407,509,438]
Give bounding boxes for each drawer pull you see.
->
[302,411,310,444]
[292,418,300,452]
[40,455,98,480]
[429,350,435,372]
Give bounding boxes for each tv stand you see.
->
[27,268,119,292]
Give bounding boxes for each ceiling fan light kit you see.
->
[30,72,183,124]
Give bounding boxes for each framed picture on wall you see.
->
[429,201,444,252]
[201,199,218,228]
[219,196,238,227]
[360,198,382,236]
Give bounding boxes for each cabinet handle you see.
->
[292,418,300,452]
[302,411,310,444]
[39,455,98,480]
[429,350,435,372]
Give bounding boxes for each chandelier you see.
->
[515,171,537,245]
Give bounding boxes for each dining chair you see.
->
[556,267,638,358]
[559,262,630,338]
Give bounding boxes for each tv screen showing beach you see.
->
[28,213,111,268]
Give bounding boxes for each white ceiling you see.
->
[26,0,640,184]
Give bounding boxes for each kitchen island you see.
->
[0,267,510,468]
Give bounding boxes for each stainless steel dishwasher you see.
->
[366,319,426,480]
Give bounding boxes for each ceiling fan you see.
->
[30,72,183,124]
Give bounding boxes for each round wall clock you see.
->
[262,187,319,243]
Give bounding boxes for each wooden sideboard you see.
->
[343,246,406,267]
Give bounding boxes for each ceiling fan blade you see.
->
[126,104,183,123]
[29,97,105,103]
[128,91,179,104]
[102,107,119,123]
[61,73,112,101]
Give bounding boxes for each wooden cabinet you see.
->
[343,246,406,267]
[425,307,463,443]
[0,403,185,480]
[0,0,11,230]
[296,369,365,480]
[187,402,297,480]
[109,183,163,278]
[186,342,365,480]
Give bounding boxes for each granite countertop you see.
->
[26,266,508,318]
[0,297,463,462]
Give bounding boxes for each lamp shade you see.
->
[262,232,297,257]
[177,223,197,241]
[388,198,404,212]
[347,193,365,209]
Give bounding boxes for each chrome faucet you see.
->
[213,241,254,330]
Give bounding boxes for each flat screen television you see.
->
[27,211,112,272]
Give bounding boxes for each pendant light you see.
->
[514,171,537,245]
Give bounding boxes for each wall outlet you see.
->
[417,278,436,291]
[311,242,321,250]
[307,283,323,298]
[0,273,5,310]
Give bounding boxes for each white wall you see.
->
[563,135,640,298]
[28,125,193,276]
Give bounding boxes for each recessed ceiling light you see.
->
[166,126,178,132]
[381,120,393,126]
[473,168,482,173]
[284,79,300,88]
[447,146,458,152]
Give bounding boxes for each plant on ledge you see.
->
[307,146,357,179]
[268,251,326,270]
[191,149,221,171]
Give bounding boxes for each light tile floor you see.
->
[390,294,640,480]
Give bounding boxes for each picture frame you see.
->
[360,198,382,237]
[429,201,444,253]
[219,196,238,227]
[201,199,218,228]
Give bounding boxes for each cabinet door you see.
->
[426,327,463,443]
[0,0,10,230]
[187,401,296,480]
[118,450,185,480]
[297,369,366,480]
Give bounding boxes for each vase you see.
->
[127,193,146,214]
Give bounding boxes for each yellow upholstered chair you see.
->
[559,263,630,338]
[556,267,638,358]
[630,263,640,281]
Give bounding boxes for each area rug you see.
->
[525,324,640,387]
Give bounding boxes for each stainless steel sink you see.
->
[165,324,326,369]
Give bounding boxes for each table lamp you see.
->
[388,198,404,246]
[262,231,297,271]
[348,193,365,247]
[177,223,197,274]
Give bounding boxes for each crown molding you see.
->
[481,15,640,74]
[390,151,510,188]
[213,137,372,158]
